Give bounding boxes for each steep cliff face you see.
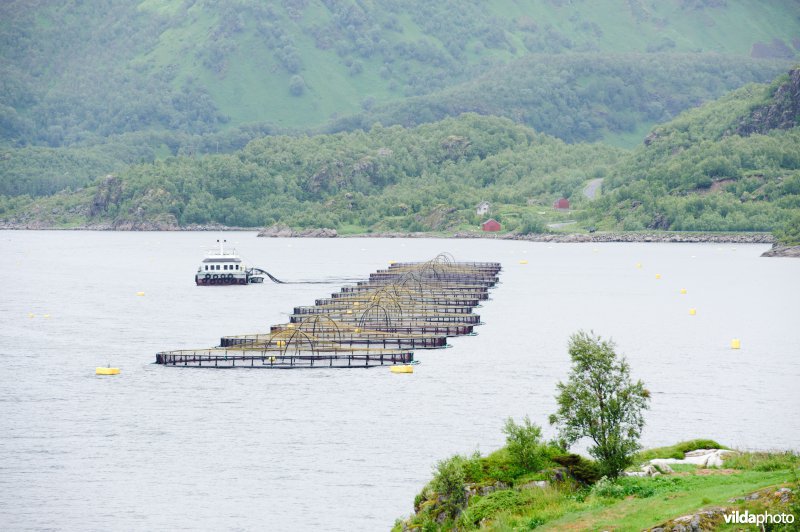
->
[736,68,800,136]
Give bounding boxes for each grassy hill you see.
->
[1,3,798,231]
[587,67,800,232]
[1,0,797,149]
[2,65,797,234]
[324,53,788,146]
[395,439,798,530]
[0,114,625,231]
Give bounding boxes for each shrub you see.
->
[725,451,798,472]
[457,490,524,527]
[774,212,800,245]
[502,416,548,472]
[590,476,626,498]
[591,476,658,499]
[461,451,484,483]
[635,439,727,462]
[552,453,602,485]
[430,455,467,514]
[483,447,520,484]
[518,213,547,234]
[289,75,305,96]
[675,439,726,455]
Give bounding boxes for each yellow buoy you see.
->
[635,262,642,269]
[96,367,120,375]
[680,288,687,295]
[689,308,696,316]
[655,274,661,279]
[28,313,35,318]
[519,259,528,265]
[136,291,145,296]
[390,365,414,374]
[731,339,741,349]
[43,314,51,318]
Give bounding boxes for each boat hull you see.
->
[196,274,248,286]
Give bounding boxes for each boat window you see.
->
[216,265,220,270]
[236,265,239,270]
[224,265,228,270]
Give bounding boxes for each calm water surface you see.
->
[0,231,798,530]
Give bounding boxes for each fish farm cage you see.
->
[155,253,501,369]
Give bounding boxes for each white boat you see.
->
[195,240,262,286]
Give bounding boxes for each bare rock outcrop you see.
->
[257,223,337,238]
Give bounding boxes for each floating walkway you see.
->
[156,253,500,368]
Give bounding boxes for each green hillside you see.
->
[325,53,788,146]
[0,114,625,230]
[588,68,800,231]
[3,65,798,234]
[1,0,798,148]
[1,2,798,233]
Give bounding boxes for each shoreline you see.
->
[0,224,778,244]
[340,231,776,244]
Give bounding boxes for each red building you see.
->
[553,198,570,210]
[481,219,501,232]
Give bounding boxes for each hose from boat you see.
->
[247,268,361,285]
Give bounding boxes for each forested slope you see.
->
[0,115,624,230]
[588,68,800,231]
[325,53,788,145]
[3,66,798,234]
[2,0,797,148]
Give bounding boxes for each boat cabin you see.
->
[201,257,243,273]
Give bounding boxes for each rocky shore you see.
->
[0,221,777,245]
[0,221,256,231]
[760,244,800,257]
[344,230,775,244]
[256,224,338,238]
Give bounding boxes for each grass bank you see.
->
[394,440,798,531]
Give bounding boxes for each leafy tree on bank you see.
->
[549,331,650,478]
[774,212,800,246]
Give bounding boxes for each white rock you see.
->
[651,449,737,469]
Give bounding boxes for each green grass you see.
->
[602,122,656,149]
[399,441,799,531]
[336,223,368,235]
[633,439,728,463]
[538,471,793,531]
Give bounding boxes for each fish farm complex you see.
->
[155,254,501,369]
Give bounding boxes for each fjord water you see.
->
[1,231,798,530]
